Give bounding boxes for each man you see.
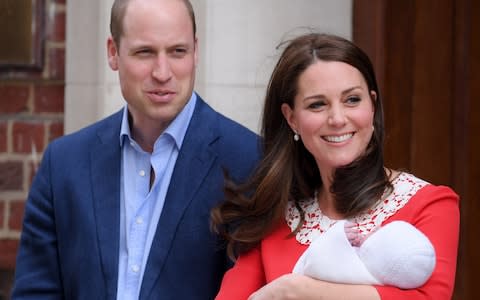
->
[11,0,260,299]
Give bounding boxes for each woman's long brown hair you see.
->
[211,33,392,260]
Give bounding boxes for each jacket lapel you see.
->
[90,112,123,299]
[140,98,218,298]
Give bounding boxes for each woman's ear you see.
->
[370,91,377,112]
[370,90,377,101]
[281,103,297,132]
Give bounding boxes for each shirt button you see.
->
[139,170,146,177]
[136,217,143,224]
[132,265,140,273]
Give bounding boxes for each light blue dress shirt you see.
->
[116,94,197,299]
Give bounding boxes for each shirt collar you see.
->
[119,92,197,150]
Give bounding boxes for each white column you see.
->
[65,0,352,134]
[65,0,121,134]
[193,0,352,132]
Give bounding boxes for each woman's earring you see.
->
[293,131,300,141]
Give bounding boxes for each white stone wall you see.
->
[65,0,115,133]
[65,0,352,134]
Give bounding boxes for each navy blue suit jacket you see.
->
[12,96,260,299]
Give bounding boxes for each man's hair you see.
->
[110,0,197,45]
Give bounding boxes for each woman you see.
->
[211,33,459,299]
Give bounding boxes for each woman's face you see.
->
[282,60,376,175]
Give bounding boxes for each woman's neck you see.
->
[316,186,343,220]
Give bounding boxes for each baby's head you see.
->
[357,221,436,289]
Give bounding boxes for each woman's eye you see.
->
[308,101,325,109]
[346,96,361,104]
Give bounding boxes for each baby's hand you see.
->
[344,221,367,247]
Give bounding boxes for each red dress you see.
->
[216,174,460,300]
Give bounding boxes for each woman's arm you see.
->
[248,273,380,300]
[248,185,459,300]
[216,247,266,300]
[375,185,460,300]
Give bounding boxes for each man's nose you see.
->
[152,54,172,82]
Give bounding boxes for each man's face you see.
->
[107,0,198,134]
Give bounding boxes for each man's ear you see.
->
[107,37,119,71]
[194,37,199,67]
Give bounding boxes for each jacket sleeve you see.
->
[215,247,266,300]
[375,185,460,300]
[11,145,64,299]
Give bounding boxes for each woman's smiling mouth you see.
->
[322,133,354,143]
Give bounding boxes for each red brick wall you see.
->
[0,0,66,296]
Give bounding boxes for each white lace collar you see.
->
[285,172,428,245]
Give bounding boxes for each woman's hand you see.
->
[248,273,380,300]
[248,273,315,300]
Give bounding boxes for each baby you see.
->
[293,220,436,289]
